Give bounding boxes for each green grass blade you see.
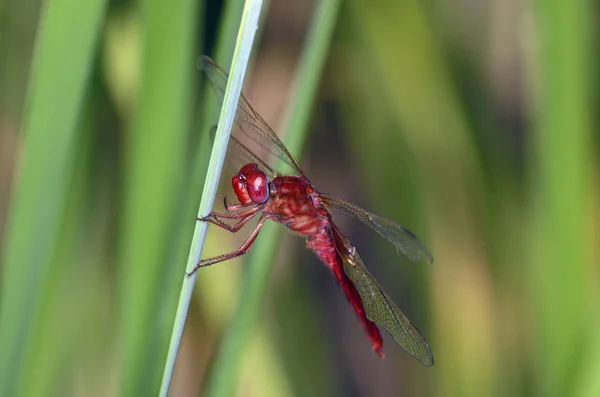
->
[116,0,199,395]
[531,0,591,396]
[157,1,264,396]
[348,0,491,393]
[203,1,342,395]
[281,0,342,143]
[20,105,97,397]
[0,0,108,394]
[573,318,600,397]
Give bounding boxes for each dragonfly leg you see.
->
[216,194,242,212]
[216,194,229,207]
[225,201,256,212]
[215,193,258,212]
[186,215,269,276]
[197,204,261,221]
[199,209,259,232]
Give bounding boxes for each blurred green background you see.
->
[0,0,597,396]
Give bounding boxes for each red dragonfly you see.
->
[189,56,434,366]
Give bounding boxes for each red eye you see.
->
[232,163,270,204]
[245,168,269,203]
[232,175,250,204]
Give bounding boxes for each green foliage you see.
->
[0,0,596,396]
[0,0,109,394]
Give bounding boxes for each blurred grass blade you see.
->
[0,0,108,394]
[573,318,600,397]
[116,0,198,395]
[157,1,264,396]
[350,1,501,393]
[204,0,342,396]
[21,104,98,397]
[531,0,591,396]
[281,0,342,144]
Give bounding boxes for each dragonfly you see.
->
[189,56,434,366]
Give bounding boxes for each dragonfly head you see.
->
[232,163,270,204]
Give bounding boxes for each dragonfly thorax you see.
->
[232,163,270,204]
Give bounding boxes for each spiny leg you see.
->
[216,194,255,213]
[186,215,269,276]
[198,204,260,221]
[224,201,256,212]
[199,209,259,232]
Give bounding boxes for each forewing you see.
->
[332,228,434,366]
[200,56,304,176]
[322,193,433,264]
[227,135,277,179]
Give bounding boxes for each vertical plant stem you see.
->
[204,0,342,396]
[117,0,198,394]
[0,0,108,394]
[158,1,264,396]
[532,0,590,396]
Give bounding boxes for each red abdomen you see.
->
[265,176,384,357]
[308,230,384,358]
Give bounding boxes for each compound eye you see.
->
[232,174,250,204]
[245,168,269,203]
[239,163,258,175]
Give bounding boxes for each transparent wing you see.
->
[322,193,433,264]
[332,226,434,366]
[200,56,304,176]
[227,135,277,179]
